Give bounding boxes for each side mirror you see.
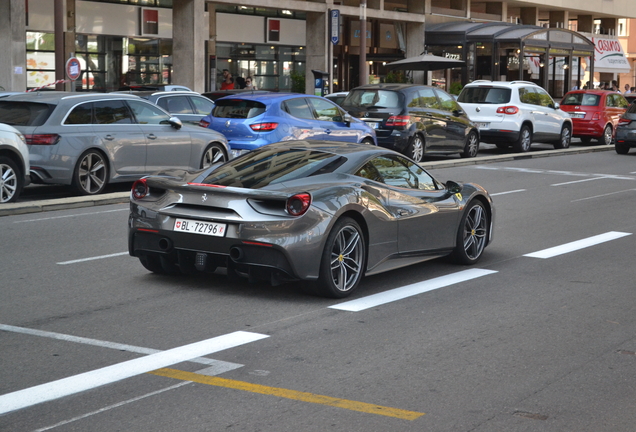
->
[445,180,462,195]
[453,109,465,117]
[553,102,560,110]
[343,113,353,126]
[168,117,183,130]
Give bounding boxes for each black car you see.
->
[340,84,480,162]
[615,102,636,154]
[116,91,215,125]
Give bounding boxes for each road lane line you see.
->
[57,252,129,265]
[14,208,128,223]
[0,331,269,415]
[329,269,497,312]
[490,189,526,196]
[551,176,610,186]
[524,231,632,259]
[0,324,242,370]
[571,189,636,202]
[150,368,425,420]
[33,382,190,432]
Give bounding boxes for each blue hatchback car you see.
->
[199,93,377,157]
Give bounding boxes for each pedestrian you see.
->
[624,83,631,94]
[235,76,246,89]
[612,80,619,91]
[220,69,235,90]
[244,76,257,90]
[572,80,581,90]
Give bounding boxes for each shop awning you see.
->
[585,34,631,73]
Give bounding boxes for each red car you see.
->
[559,90,629,145]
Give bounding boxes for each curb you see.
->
[0,144,613,217]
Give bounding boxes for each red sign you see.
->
[65,57,81,81]
[143,9,159,35]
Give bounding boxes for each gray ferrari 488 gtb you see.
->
[128,140,495,298]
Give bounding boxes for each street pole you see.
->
[359,0,367,86]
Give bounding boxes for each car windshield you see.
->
[458,87,511,104]
[212,99,266,119]
[0,101,54,126]
[561,93,600,106]
[343,90,402,108]
[202,148,345,189]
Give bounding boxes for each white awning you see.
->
[590,35,631,73]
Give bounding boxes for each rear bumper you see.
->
[376,130,411,152]
[478,129,520,144]
[615,128,636,146]
[571,120,605,137]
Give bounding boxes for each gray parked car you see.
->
[115,91,214,125]
[0,92,230,195]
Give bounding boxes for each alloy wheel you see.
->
[603,125,613,145]
[462,204,488,260]
[0,163,18,203]
[329,225,364,293]
[202,144,227,169]
[410,136,424,162]
[77,152,107,194]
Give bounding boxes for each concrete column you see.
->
[0,0,26,91]
[407,0,424,84]
[207,4,216,92]
[172,0,208,93]
[549,10,569,29]
[486,2,505,19]
[64,0,76,91]
[305,11,327,94]
[520,7,538,26]
[600,18,618,35]
[578,15,594,33]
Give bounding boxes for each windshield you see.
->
[212,99,266,119]
[343,90,402,108]
[202,147,345,189]
[561,93,600,106]
[458,87,511,104]
[0,101,54,126]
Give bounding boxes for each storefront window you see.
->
[26,32,56,90]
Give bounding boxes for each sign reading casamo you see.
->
[592,36,631,72]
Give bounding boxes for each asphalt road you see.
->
[2,145,636,431]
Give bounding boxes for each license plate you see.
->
[569,113,585,119]
[366,122,379,129]
[476,122,489,129]
[173,218,226,237]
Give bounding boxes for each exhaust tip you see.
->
[158,238,172,251]
[229,246,243,262]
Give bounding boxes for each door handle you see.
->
[147,134,157,140]
[104,134,114,141]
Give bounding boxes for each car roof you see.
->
[564,89,618,95]
[465,80,539,87]
[214,92,325,103]
[1,91,142,104]
[113,90,199,98]
[349,84,431,92]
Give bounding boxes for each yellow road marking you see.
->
[149,368,424,420]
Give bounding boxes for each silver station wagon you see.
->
[0,92,230,195]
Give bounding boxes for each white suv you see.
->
[457,81,572,152]
[0,122,30,203]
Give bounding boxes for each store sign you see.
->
[267,18,280,43]
[142,9,159,35]
[592,36,630,72]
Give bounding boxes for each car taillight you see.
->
[250,122,278,132]
[386,115,411,127]
[286,193,311,216]
[496,106,519,115]
[591,112,601,120]
[199,120,210,128]
[618,118,632,125]
[132,179,148,199]
[24,134,60,145]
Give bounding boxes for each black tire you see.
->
[201,143,227,169]
[406,134,424,162]
[460,131,479,158]
[451,200,488,265]
[554,124,571,149]
[600,124,613,145]
[615,142,630,154]
[361,138,376,146]
[313,217,366,298]
[0,156,24,203]
[580,137,592,145]
[72,149,108,195]
[513,125,532,153]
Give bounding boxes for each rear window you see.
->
[0,101,54,126]
[561,93,599,106]
[212,99,266,119]
[202,148,344,189]
[458,87,511,104]
[343,90,402,108]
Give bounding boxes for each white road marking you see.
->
[571,189,636,202]
[0,324,242,370]
[551,176,610,186]
[0,331,269,415]
[57,252,129,265]
[329,269,498,312]
[33,382,190,432]
[14,208,128,223]
[490,189,526,196]
[473,166,636,181]
[524,231,632,259]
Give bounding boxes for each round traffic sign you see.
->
[65,57,81,81]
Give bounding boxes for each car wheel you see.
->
[580,137,592,145]
[600,124,613,145]
[72,150,108,195]
[201,143,227,169]
[460,131,479,158]
[513,125,532,153]
[451,200,488,265]
[361,138,375,146]
[615,141,630,154]
[554,125,571,149]
[314,217,366,298]
[0,156,23,203]
[406,134,424,162]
